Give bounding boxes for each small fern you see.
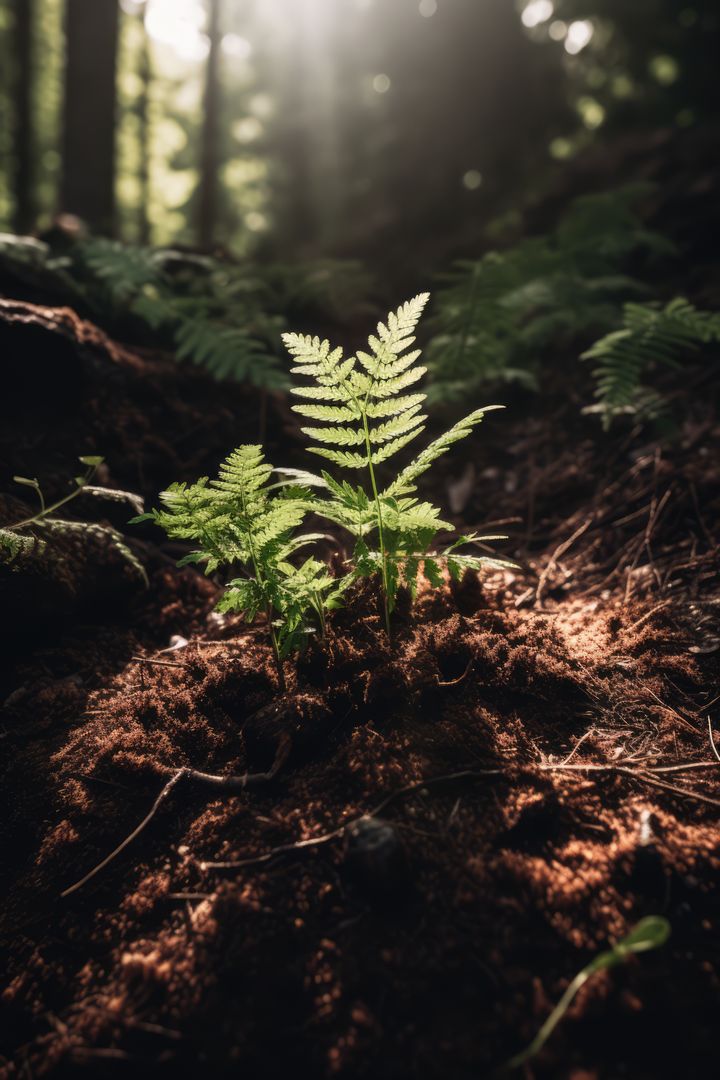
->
[583,297,720,428]
[283,295,513,635]
[174,315,286,389]
[141,445,345,688]
[3,458,148,585]
[425,185,671,401]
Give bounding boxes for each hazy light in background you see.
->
[577,96,605,128]
[564,20,594,55]
[145,0,208,62]
[245,211,269,232]
[222,34,252,60]
[234,117,263,143]
[462,170,483,191]
[649,54,680,85]
[419,0,438,17]
[372,73,391,94]
[250,94,274,120]
[119,0,147,15]
[548,19,567,41]
[611,73,634,98]
[521,1,554,29]
[549,136,573,159]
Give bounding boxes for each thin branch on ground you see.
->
[708,716,720,765]
[129,656,187,669]
[199,767,503,872]
[436,659,474,687]
[535,517,593,605]
[60,736,291,899]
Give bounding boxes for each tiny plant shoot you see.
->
[2,457,148,584]
[142,445,344,690]
[503,916,671,1073]
[282,293,513,635]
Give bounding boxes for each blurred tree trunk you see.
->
[197,0,222,249]
[137,14,152,245]
[61,0,119,235]
[12,0,35,233]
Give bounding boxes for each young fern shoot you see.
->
[141,445,344,690]
[282,294,513,634]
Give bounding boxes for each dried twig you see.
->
[535,517,593,605]
[200,767,503,872]
[708,716,720,765]
[129,656,186,669]
[60,736,291,899]
[436,659,474,688]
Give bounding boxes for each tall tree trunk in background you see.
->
[137,14,152,245]
[197,0,222,249]
[61,0,119,234]
[12,0,35,233]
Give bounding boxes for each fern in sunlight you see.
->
[583,297,720,428]
[282,294,514,635]
[140,445,345,688]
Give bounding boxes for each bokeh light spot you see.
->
[372,74,391,94]
[419,0,438,17]
[577,96,605,129]
[649,55,680,86]
[222,34,252,60]
[564,20,593,54]
[549,137,573,159]
[462,170,483,191]
[521,1,554,29]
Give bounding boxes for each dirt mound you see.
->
[2,570,719,1079]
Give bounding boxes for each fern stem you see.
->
[361,413,392,638]
[9,463,97,532]
[240,486,286,692]
[266,607,286,692]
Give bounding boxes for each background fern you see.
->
[583,297,720,428]
[424,185,673,402]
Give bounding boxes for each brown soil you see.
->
[1,301,719,1079]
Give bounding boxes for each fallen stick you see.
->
[200,767,504,872]
[60,735,291,899]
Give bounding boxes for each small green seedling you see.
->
[141,445,346,690]
[2,456,147,584]
[282,294,514,635]
[503,915,671,1073]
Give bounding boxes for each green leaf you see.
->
[504,917,670,1073]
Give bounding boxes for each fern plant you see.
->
[425,185,672,402]
[583,297,720,428]
[140,445,345,689]
[282,294,513,636]
[2,457,148,585]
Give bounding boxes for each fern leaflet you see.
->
[583,297,720,428]
[283,295,511,633]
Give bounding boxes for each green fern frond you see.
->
[175,318,286,389]
[425,185,671,401]
[146,444,340,683]
[282,295,510,631]
[385,406,503,498]
[583,297,720,428]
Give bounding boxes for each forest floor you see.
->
[1,148,720,1077]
